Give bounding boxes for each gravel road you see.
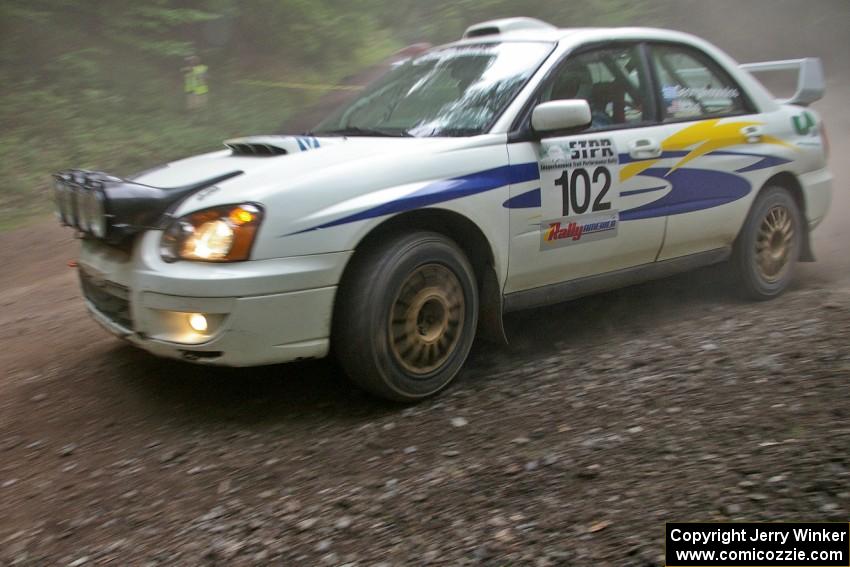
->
[1,85,848,567]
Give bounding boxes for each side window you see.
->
[651,44,747,121]
[540,46,650,130]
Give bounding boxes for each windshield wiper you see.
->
[434,127,484,137]
[310,127,412,138]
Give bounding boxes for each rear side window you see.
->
[650,44,748,121]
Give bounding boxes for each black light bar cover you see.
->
[53,169,243,243]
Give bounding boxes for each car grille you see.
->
[79,268,133,330]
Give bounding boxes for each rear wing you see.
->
[740,57,825,106]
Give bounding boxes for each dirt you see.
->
[1,90,848,567]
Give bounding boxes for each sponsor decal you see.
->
[793,110,818,137]
[296,136,321,151]
[663,85,740,100]
[662,85,741,118]
[539,211,619,250]
[194,185,221,201]
[539,138,618,170]
[791,111,822,150]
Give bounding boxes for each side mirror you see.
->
[531,100,592,135]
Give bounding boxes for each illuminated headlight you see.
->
[187,313,208,333]
[186,219,234,260]
[161,203,263,263]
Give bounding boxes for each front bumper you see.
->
[78,231,351,366]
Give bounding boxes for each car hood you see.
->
[134,133,507,228]
[136,134,502,194]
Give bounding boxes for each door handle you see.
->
[740,125,763,143]
[629,138,662,159]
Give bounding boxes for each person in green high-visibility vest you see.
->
[183,55,208,111]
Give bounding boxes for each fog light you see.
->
[188,313,208,333]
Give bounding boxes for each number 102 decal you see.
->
[554,166,612,217]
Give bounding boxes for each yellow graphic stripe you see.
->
[620,160,657,182]
[620,119,795,182]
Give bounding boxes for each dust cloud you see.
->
[665,0,848,284]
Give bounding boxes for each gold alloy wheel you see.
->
[755,205,794,282]
[389,263,465,375]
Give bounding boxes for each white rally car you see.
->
[54,18,831,401]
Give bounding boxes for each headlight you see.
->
[160,203,263,263]
[78,188,106,237]
[66,185,79,228]
[53,180,70,225]
[52,175,109,236]
[88,190,107,238]
[76,186,91,232]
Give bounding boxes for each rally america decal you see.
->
[539,211,619,250]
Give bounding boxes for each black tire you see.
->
[333,231,479,402]
[733,186,803,300]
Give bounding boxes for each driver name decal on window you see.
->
[652,45,746,121]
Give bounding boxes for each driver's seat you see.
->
[590,81,626,124]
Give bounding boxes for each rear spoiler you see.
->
[740,57,825,106]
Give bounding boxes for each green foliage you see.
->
[0,0,657,227]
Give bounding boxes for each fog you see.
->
[661,0,849,283]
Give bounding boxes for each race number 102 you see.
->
[554,166,612,217]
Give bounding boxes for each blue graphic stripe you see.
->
[293,162,540,234]
[619,150,791,173]
[506,162,541,184]
[503,188,541,209]
[732,154,792,173]
[618,150,690,165]
[620,185,666,197]
[620,167,751,221]
[296,136,320,151]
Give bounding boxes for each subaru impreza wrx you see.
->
[53,18,832,401]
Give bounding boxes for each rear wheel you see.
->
[733,186,803,300]
[334,231,478,402]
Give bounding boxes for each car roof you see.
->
[444,19,780,129]
[449,26,708,48]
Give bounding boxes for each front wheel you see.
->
[733,186,803,300]
[334,231,479,402]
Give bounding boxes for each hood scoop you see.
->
[224,135,339,157]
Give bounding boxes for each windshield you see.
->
[312,42,554,137]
